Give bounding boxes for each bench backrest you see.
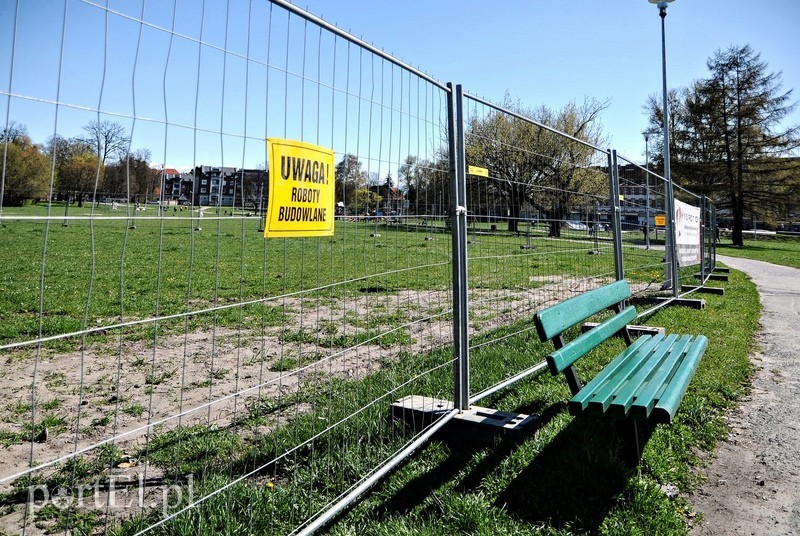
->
[534,280,636,376]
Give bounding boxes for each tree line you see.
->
[644,44,800,245]
[334,94,609,239]
[4,44,797,240]
[453,45,798,242]
[1,120,154,207]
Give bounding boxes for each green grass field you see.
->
[98,269,757,536]
[1,204,741,535]
[0,204,666,351]
[717,235,800,269]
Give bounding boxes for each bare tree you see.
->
[80,120,130,166]
[465,96,609,235]
[1,120,29,144]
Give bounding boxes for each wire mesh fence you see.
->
[1,1,716,534]
[615,153,674,302]
[1,1,457,534]
[457,92,619,401]
[615,155,718,316]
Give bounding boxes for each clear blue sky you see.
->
[2,0,798,172]
[297,0,800,161]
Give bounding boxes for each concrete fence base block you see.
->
[681,285,725,295]
[653,296,707,309]
[390,395,539,442]
[695,272,728,281]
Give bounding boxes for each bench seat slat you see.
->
[651,335,708,423]
[607,334,694,418]
[547,306,638,374]
[568,334,706,422]
[570,334,672,416]
[627,335,696,420]
[589,334,685,417]
[568,334,655,414]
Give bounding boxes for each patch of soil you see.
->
[0,277,624,534]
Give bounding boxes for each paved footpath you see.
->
[690,255,800,535]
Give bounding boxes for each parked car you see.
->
[562,220,588,231]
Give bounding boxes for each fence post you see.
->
[447,83,470,411]
[665,188,679,297]
[608,150,624,282]
[711,204,717,271]
[700,196,707,282]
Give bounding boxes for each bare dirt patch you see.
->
[0,277,628,534]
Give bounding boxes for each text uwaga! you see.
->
[278,155,330,223]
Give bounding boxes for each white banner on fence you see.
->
[674,199,701,267]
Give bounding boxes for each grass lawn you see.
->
[717,235,800,269]
[101,269,758,536]
[0,205,666,351]
[1,204,752,535]
[321,270,758,535]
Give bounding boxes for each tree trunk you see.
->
[548,199,563,238]
[507,204,520,233]
[506,187,521,233]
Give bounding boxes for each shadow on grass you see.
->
[370,402,566,519]
[372,407,652,534]
[496,414,653,532]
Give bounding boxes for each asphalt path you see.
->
[690,255,800,535]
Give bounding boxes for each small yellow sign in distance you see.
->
[264,138,335,238]
[654,214,666,227]
[467,165,489,177]
[619,194,624,201]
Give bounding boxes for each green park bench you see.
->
[533,280,707,425]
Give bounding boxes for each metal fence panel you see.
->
[457,93,619,402]
[0,1,717,534]
[615,153,674,302]
[0,2,455,534]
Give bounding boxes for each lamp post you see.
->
[62,192,70,227]
[643,130,651,249]
[257,177,265,233]
[649,0,678,294]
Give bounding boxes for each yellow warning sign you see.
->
[468,165,489,177]
[654,214,666,227]
[264,138,335,238]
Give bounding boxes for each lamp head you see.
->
[649,0,673,18]
[648,0,674,10]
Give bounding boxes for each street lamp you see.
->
[643,130,651,249]
[257,176,265,233]
[648,0,678,294]
[62,192,70,227]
